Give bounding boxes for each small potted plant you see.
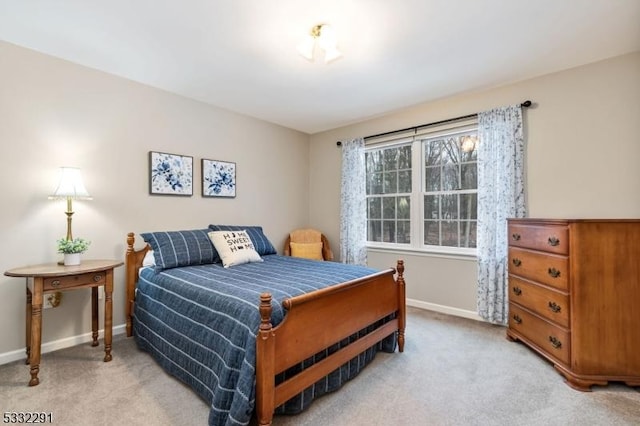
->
[57,237,91,266]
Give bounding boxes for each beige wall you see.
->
[0,41,311,358]
[309,52,640,317]
[2,39,638,361]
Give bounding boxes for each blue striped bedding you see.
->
[133,254,396,426]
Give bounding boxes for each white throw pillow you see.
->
[208,230,263,268]
[142,250,156,267]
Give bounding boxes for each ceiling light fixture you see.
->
[297,24,342,63]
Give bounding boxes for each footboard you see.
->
[255,261,406,426]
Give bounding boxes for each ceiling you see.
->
[1,1,639,134]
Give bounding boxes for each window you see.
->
[422,132,478,249]
[365,144,412,244]
[365,125,478,254]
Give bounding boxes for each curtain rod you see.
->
[336,100,532,146]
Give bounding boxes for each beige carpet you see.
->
[1,307,639,425]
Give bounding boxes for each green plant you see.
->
[57,237,91,254]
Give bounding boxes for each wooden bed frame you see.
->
[125,232,406,426]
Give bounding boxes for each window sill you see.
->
[366,245,477,262]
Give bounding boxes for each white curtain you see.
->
[339,138,367,265]
[476,105,526,324]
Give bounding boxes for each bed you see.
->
[124,227,406,425]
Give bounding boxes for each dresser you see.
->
[506,218,640,391]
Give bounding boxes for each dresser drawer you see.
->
[508,224,569,255]
[509,304,570,365]
[508,276,569,328]
[43,272,106,291]
[508,247,569,291]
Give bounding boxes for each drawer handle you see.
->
[512,258,522,267]
[512,314,522,325]
[512,286,522,296]
[93,274,102,282]
[51,280,61,288]
[548,301,561,313]
[548,336,562,349]
[512,233,521,241]
[548,268,561,278]
[547,236,560,246]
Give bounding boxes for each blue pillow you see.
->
[140,229,219,270]
[207,225,277,256]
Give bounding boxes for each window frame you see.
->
[365,137,414,246]
[365,121,478,257]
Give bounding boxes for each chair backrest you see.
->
[284,228,334,261]
[290,228,321,244]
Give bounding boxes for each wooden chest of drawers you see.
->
[506,218,640,391]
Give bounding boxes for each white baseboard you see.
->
[407,298,483,322]
[0,324,127,366]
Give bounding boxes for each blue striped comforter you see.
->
[133,255,395,426]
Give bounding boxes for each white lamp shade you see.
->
[297,36,315,60]
[323,47,342,63]
[317,24,341,62]
[317,24,337,50]
[49,167,92,200]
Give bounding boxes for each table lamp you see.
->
[49,167,92,241]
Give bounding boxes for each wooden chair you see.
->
[283,228,334,261]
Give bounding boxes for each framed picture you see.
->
[149,151,193,196]
[202,159,236,198]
